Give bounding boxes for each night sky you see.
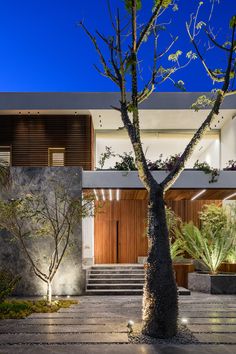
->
[0,0,235,92]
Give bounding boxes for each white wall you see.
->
[96,132,220,169]
[221,118,236,169]
[82,216,94,267]
[197,140,220,168]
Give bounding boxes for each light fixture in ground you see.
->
[181,317,188,324]
[127,320,134,333]
[191,189,206,201]
[223,192,236,201]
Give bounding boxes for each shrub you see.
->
[178,222,235,274]
[0,269,20,303]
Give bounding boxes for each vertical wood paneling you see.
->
[94,199,148,264]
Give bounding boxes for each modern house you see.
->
[0,92,235,295]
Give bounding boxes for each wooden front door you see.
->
[94,199,148,264]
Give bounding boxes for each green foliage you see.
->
[193,160,219,183]
[0,270,20,303]
[230,15,236,29]
[114,152,137,170]
[178,222,235,274]
[154,0,172,8]
[0,299,77,319]
[98,146,115,169]
[168,50,182,62]
[191,95,214,112]
[224,160,236,170]
[124,0,142,12]
[165,207,184,261]
[199,203,228,235]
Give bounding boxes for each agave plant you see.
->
[165,207,185,261]
[178,223,235,274]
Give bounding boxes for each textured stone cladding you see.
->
[0,167,85,296]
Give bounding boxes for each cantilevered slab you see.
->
[82,170,236,190]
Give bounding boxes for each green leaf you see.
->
[125,0,142,12]
[168,50,182,62]
[230,15,236,28]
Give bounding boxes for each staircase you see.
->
[86,265,145,295]
[85,264,190,295]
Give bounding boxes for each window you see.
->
[48,148,65,166]
[0,146,11,166]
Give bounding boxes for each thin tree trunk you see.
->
[46,281,52,304]
[142,187,178,338]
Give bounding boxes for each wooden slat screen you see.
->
[0,146,11,166]
[0,115,94,169]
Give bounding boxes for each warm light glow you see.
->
[93,189,98,201]
[101,189,105,201]
[67,295,70,298]
[116,189,120,201]
[181,317,188,324]
[109,189,112,201]
[223,192,236,201]
[191,189,206,201]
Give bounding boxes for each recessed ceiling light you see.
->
[191,189,206,201]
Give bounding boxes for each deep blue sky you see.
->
[0,0,235,92]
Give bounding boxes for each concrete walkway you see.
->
[0,293,236,353]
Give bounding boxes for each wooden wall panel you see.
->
[0,115,93,170]
[94,199,148,264]
[166,200,222,227]
[94,197,221,264]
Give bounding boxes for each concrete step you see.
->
[87,283,144,290]
[90,266,144,271]
[85,289,143,295]
[88,270,145,275]
[89,273,145,279]
[87,278,144,284]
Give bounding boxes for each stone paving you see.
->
[0,293,236,353]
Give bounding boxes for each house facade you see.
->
[0,92,235,295]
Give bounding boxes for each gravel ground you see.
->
[129,324,199,344]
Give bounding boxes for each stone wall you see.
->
[0,167,85,296]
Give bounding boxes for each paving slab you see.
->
[186,318,236,324]
[0,324,127,334]
[188,324,236,333]
[0,332,129,344]
[0,344,236,354]
[180,311,236,318]
[195,333,236,343]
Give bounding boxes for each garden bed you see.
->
[0,299,78,319]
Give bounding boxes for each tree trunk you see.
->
[46,281,52,304]
[142,187,178,338]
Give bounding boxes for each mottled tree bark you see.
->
[142,186,178,338]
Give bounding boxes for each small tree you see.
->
[0,180,94,304]
[81,0,236,338]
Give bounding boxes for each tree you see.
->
[0,179,94,304]
[80,0,236,338]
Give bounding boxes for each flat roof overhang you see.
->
[82,171,236,191]
[0,92,235,111]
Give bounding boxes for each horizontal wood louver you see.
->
[0,146,11,166]
[48,148,65,166]
[0,115,94,169]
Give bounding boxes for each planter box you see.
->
[174,261,195,288]
[218,262,236,273]
[188,272,236,294]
